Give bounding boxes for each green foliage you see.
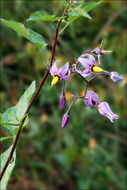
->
[0,19,47,51]
[0,81,36,135]
[16,81,35,120]
[0,145,16,190]
[0,136,12,142]
[68,7,92,23]
[81,1,104,12]
[68,1,103,23]
[27,11,56,22]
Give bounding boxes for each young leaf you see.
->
[0,136,12,142]
[68,7,92,23]
[68,1,103,23]
[0,145,16,190]
[0,19,47,51]
[27,11,55,22]
[81,1,104,12]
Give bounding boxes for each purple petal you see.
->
[91,48,101,55]
[78,57,90,68]
[110,72,125,83]
[98,54,101,64]
[62,69,70,80]
[74,64,91,78]
[50,60,60,76]
[85,91,99,107]
[98,102,118,122]
[78,53,96,68]
[58,62,69,77]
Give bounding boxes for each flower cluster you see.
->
[50,42,125,128]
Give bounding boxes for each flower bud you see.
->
[59,85,66,109]
[62,113,70,128]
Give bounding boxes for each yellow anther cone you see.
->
[92,66,103,72]
[51,76,59,86]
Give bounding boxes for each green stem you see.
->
[59,22,69,35]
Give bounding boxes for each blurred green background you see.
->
[0,0,126,189]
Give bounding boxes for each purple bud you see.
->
[85,91,99,107]
[62,113,70,128]
[110,72,125,83]
[60,96,66,109]
[98,102,118,123]
[59,86,66,109]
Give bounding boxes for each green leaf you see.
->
[0,81,36,135]
[16,81,36,121]
[0,106,19,135]
[28,29,47,50]
[0,19,47,51]
[27,11,55,22]
[0,145,16,190]
[68,7,92,23]
[81,1,104,12]
[0,136,12,142]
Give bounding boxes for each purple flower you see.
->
[50,61,70,86]
[110,72,125,83]
[59,86,66,109]
[62,112,70,128]
[85,91,100,107]
[98,102,118,123]
[82,41,112,64]
[75,53,103,78]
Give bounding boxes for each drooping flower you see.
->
[85,91,118,122]
[50,61,70,86]
[62,112,70,128]
[59,85,66,109]
[97,102,118,123]
[85,91,100,107]
[75,53,103,78]
[110,72,125,83]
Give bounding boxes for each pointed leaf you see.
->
[0,81,36,135]
[27,11,55,22]
[0,18,30,39]
[81,1,104,12]
[28,29,47,50]
[68,7,92,23]
[0,19,47,51]
[16,81,36,121]
[0,145,16,190]
[0,106,20,135]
